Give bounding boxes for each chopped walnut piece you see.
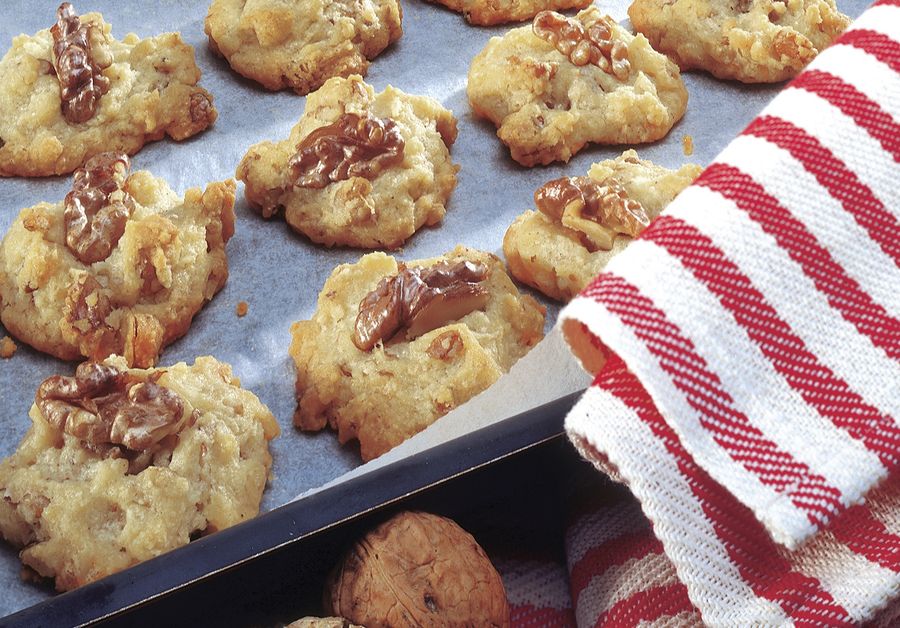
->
[532,11,630,79]
[427,330,465,361]
[35,362,186,457]
[65,274,114,338]
[353,261,490,351]
[288,112,405,189]
[236,301,249,317]
[51,2,111,124]
[64,152,135,264]
[0,336,17,359]
[535,176,650,250]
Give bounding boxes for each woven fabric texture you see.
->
[559,1,900,624]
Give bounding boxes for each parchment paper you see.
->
[0,0,868,616]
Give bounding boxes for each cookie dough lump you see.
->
[468,7,688,166]
[628,0,850,82]
[51,3,110,124]
[0,356,279,591]
[0,152,236,367]
[503,150,701,300]
[238,75,459,249]
[205,0,402,94]
[428,0,592,26]
[290,246,545,460]
[0,3,217,177]
[325,511,510,627]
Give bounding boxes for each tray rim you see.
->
[0,389,583,627]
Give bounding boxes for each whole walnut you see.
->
[325,511,510,627]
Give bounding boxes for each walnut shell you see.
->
[325,511,510,627]
[286,618,363,628]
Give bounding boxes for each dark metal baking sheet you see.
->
[0,391,583,627]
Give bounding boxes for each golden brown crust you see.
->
[467,7,688,166]
[0,11,216,177]
[0,170,235,367]
[503,150,701,301]
[0,355,279,592]
[628,0,850,83]
[430,0,592,26]
[237,75,459,250]
[290,246,545,461]
[205,0,402,94]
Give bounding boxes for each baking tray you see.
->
[0,0,870,619]
[0,391,585,627]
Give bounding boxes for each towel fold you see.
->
[559,1,900,623]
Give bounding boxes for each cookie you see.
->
[0,152,235,368]
[0,3,216,178]
[429,0,591,26]
[0,355,279,591]
[503,150,701,301]
[205,0,402,95]
[290,246,545,461]
[237,75,459,250]
[467,7,688,166]
[628,0,850,83]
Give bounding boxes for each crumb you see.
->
[0,336,17,358]
[682,134,694,156]
[236,301,249,317]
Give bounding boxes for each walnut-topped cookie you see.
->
[0,152,235,367]
[237,75,459,250]
[467,7,688,166]
[504,150,701,301]
[0,355,279,591]
[290,246,545,461]
[0,3,216,177]
[429,0,591,26]
[628,0,850,83]
[205,0,402,94]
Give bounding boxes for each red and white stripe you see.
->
[496,555,577,627]
[565,492,702,627]
[561,1,900,623]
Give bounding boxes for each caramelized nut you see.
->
[353,261,490,351]
[51,2,111,124]
[65,274,113,337]
[35,362,185,455]
[535,176,650,250]
[64,152,134,264]
[289,112,405,189]
[533,11,631,79]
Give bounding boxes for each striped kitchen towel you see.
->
[560,0,900,624]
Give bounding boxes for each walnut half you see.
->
[353,260,490,351]
[325,511,510,628]
[289,112,406,189]
[64,151,134,264]
[535,175,650,250]
[35,361,186,462]
[51,2,111,124]
[532,11,630,79]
